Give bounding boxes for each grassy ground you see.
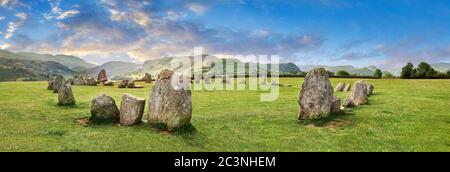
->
[0,78,449,152]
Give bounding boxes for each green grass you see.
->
[0,78,449,152]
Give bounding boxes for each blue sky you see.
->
[0,0,450,71]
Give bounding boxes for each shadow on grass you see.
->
[298,112,354,129]
[149,123,207,149]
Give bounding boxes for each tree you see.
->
[383,71,395,78]
[336,70,350,76]
[400,62,414,79]
[447,71,450,78]
[327,71,335,76]
[414,62,436,78]
[373,69,382,78]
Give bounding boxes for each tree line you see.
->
[401,62,449,79]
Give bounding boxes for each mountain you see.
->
[0,49,94,71]
[298,65,377,76]
[81,61,141,78]
[0,58,75,81]
[431,63,450,73]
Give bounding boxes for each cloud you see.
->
[43,0,79,20]
[0,0,19,7]
[185,3,207,15]
[339,39,368,50]
[0,16,5,21]
[4,12,27,39]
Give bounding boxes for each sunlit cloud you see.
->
[4,12,27,39]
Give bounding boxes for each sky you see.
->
[0,0,450,71]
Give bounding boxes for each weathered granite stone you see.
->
[47,77,55,90]
[97,69,108,83]
[53,75,66,93]
[58,84,75,105]
[103,81,114,86]
[344,84,351,91]
[148,69,192,130]
[86,77,97,86]
[90,94,120,121]
[343,80,368,107]
[335,82,345,92]
[119,94,145,126]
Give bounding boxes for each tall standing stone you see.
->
[90,94,120,121]
[298,68,337,120]
[148,69,192,130]
[334,82,345,92]
[343,80,368,107]
[58,84,76,105]
[53,75,66,93]
[97,69,108,83]
[119,94,145,126]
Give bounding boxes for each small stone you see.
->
[103,81,114,86]
[366,83,374,96]
[118,80,128,88]
[86,77,97,86]
[47,77,55,90]
[142,73,152,83]
[73,75,85,85]
[331,96,341,114]
[119,94,145,126]
[343,80,368,107]
[344,84,351,91]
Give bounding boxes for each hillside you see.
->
[81,61,141,78]
[298,65,377,76]
[0,50,94,71]
[0,58,75,81]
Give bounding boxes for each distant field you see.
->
[0,78,449,152]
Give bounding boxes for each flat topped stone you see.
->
[120,94,145,126]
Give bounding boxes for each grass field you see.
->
[0,78,449,152]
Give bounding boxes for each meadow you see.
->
[0,78,449,152]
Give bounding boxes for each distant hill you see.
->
[298,65,377,76]
[0,58,75,81]
[81,61,141,78]
[0,49,94,71]
[431,63,450,73]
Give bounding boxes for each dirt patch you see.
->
[75,117,89,127]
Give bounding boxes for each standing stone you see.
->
[58,84,75,105]
[366,83,374,96]
[97,69,108,83]
[103,81,114,86]
[344,84,351,91]
[118,80,128,88]
[90,94,120,121]
[127,80,136,88]
[148,69,192,130]
[119,94,145,126]
[298,68,336,120]
[335,82,345,92]
[142,73,152,83]
[86,77,97,86]
[343,80,368,107]
[53,75,66,93]
[67,79,74,85]
[47,78,55,90]
[73,76,85,85]
[331,96,341,114]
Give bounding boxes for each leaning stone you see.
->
[103,81,114,86]
[119,94,145,126]
[90,94,120,121]
[148,69,192,130]
[58,84,75,105]
[344,84,351,91]
[86,77,97,86]
[53,75,66,93]
[335,82,345,92]
[97,69,108,83]
[298,68,334,120]
[343,80,368,107]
